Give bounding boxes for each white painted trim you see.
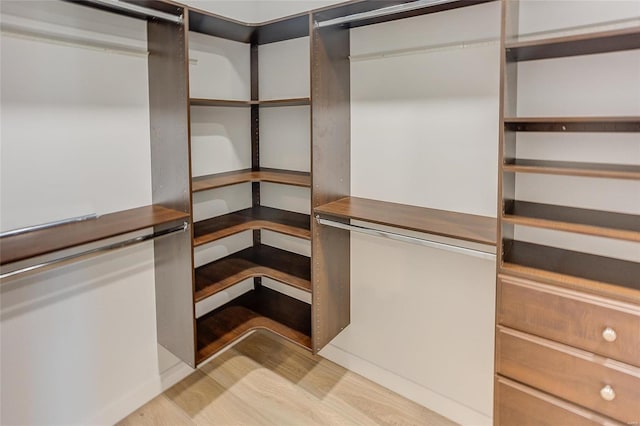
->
[319,343,493,426]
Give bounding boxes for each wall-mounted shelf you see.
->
[503,159,640,180]
[505,26,640,62]
[314,196,496,246]
[503,201,640,242]
[192,168,311,192]
[196,286,311,363]
[194,206,310,246]
[0,205,190,266]
[195,245,311,302]
[503,116,640,132]
[190,97,310,107]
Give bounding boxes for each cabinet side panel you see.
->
[311,19,351,352]
[148,18,195,367]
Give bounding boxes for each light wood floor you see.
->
[118,331,457,426]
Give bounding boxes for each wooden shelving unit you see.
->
[190,97,310,107]
[196,286,311,363]
[0,205,189,266]
[195,245,311,302]
[503,159,640,180]
[194,206,310,246]
[504,116,640,132]
[315,196,497,246]
[192,168,311,192]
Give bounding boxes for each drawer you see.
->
[496,327,640,424]
[495,376,624,426]
[498,275,640,367]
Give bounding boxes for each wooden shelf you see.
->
[195,245,311,302]
[192,168,311,192]
[196,286,311,363]
[503,159,640,180]
[190,98,310,107]
[502,241,640,291]
[505,27,640,62]
[314,196,496,246]
[194,207,310,246]
[503,201,640,242]
[0,205,189,266]
[504,116,640,132]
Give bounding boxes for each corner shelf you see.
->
[505,26,640,62]
[192,168,311,192]
[501,241,640,292]
[196,286,311,363]
[503,201,640,242]
[503,116,640,132]
[194,206,310,246]
[503,159,640,180]
[189,98,310,107]
[0,205,190,266]
[195,244,311,302]
[314,196,496,246]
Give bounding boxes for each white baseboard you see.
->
[319,343,492,426]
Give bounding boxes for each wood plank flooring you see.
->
[118,331,457,426]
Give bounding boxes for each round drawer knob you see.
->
[602,327,617,342]
[600,385,616,401]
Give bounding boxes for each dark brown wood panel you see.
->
[503,200,640,242]
[496,327,640,424]
[195,245,311,302]
[506,27,640,62]
[71,0,183,22]
[189,98,310,107]
[504,116,640,132]
[194,207,311,246]
[256,14,310,44]
[259,98,311,107]
[188,7,255,42]
[498,275,640,367]
[0,205,189,266]
[192,168,311,192]
[502,241,640,291]
[316,196,497,246]
[196,286,312,363]
[503,159,640,180]
[495,377,623,426]
[310,19,351,353]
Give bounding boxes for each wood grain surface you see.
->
[192,168,311,192]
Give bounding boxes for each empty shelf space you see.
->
[189,98,310,107]
[503,159,640,180]
[504,116,640,132]
[0,205,189,266]
[194,207,310,246]
[314,196,496,246]
[196,286,311,364]
[195,245,311,302]
[503,201,640,242]
[505,27,640,61]
[192,168,311,192]
[501,240,640,291]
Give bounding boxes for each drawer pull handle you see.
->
[600,385,616,401]
[602,327,617,343]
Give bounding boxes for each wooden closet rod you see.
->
[316,217,495,260]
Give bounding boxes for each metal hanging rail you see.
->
[0,222,189,280]
[81,0,183,24]
[316,216,495,260]
[316,0,457,29]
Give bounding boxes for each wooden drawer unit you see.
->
[496,327,640,424]
[498,275,640,367]
[495,376,624,426]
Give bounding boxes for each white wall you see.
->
[180,0,344,23]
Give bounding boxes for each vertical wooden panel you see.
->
[310,15,351,353]
[148,14,196,367]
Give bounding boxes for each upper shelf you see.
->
[314,196,496,246]
[0,205,190,266]
[192,168,311,192]
[503,159,640,180]
[190,98,310,107]
[504,116,640,132]
[505,26,640,62]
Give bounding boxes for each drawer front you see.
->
[498,275,640,367]
[497,327,640,424]
[496,376,623,426]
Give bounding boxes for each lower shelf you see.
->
[196,286,311,364]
